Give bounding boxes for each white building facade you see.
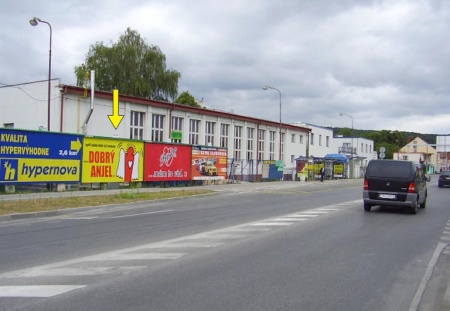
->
[332,136,376,178]
[1,81,312,181]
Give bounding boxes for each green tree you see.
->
[175,91,202,108]
[74,28,181,102]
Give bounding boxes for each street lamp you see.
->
[263,85,282,161]
[340,112,353,178]
[29,17,52,131]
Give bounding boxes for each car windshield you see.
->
[441,170,450,176]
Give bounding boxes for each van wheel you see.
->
[420,198,427,209]
[410,202,418,214]
[364,203,372,212]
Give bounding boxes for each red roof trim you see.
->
[61,85,311,132]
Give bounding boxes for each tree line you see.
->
[333,128,437,159]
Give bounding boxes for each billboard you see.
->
[82,137,144,183]
[144,143,191,181]
[0,129,83,183]
[191,146,227,180]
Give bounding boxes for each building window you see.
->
[319,134,322,146]
[361,143,364,153]
[130,111,144,140]
[299,135,303,144]
[171,116,183,143]
[205,121,215,146]
[310,133,315,145]
[189,119,200,145]
[151,114,164,142]
[326,136,330,147]
[220,123,229,148]
[258,129,265,161]
[247,127,254,160]
[269,130,276,160]
[233,125,242,159]
[291,134,296,143]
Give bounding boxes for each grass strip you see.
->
[0,189,213,216]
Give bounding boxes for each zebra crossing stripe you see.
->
[251,222,293,226]
[10,267,145,277]
[273,218,309,221]
[0,285,85,297]
[97,253,185,260]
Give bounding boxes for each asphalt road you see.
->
[1,178,450,310]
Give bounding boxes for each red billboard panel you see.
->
[191,146,227,180]
[144,143,191,181]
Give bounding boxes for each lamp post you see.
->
[263,85,282,161]
[340,112,353,178]
[29,17,52,131]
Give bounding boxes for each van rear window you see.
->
[367,161,411,178]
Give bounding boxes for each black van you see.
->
[363,160,429,214]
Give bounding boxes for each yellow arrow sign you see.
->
[70,138,82,153]
[108,89,124,129]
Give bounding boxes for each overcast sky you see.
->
[1,0,449,134]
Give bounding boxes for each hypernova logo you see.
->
[0,159,18,181]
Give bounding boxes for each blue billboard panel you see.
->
[0,129,83,184]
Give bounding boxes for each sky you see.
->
[1,0,449,134]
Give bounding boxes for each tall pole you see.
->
[30,17,52,131]
[263,85,282,161]
[340,113,353,178]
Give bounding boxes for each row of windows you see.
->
[310,133,330,147]
[129,111,290,160]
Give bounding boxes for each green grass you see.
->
[0,189,214,216]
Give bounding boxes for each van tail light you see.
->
[408,182,416,193]
[364,179,369,190]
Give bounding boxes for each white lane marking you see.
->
[98,253,185,260]
[218,227,272,232]
[440,236,450,241]
[145,242,224,248]
[409,242,447,311]
[251,222,293,226]
[301,211,329,214]
[292,214,319,218]
[200,233,248,239]
[283,214,319,218]
[105,210,173,219]
[315,208,339,211]
[0,285,85,297]
[10,267,145,278]
[273,218,309,222]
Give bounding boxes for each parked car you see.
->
[438,170,450,188]
[363,160,430,214]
